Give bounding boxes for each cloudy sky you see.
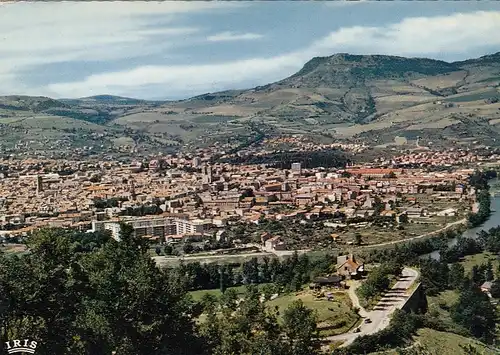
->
[1,1,500,100]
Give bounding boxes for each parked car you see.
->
[364,318,372,324]
[354,327,361,333]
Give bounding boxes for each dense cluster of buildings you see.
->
[0,142,498,249]
[385,149,500,167]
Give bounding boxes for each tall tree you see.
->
[451,281,497,340]
[490,279,500,298]
[282,300,319,355]
[448,263,465,290]
[485,260,494,281]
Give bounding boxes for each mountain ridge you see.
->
[1,51,500,154]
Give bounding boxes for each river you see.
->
[426,179,500,260]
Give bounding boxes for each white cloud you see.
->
[207,32,264,42]
[48,54,300,98]
[0,1,244,95]
[44,10,500,99]
[311,11,500,57]
[324,0,369,8]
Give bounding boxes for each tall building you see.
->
[202,164,213,184]
[291,162,302,175]
[36,175,43,194]
[192,157,202,168]
[129,180,136,201]
[91,217,211,242]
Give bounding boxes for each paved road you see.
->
[153,244,311,266]
[153,251,271,265]
[325,267,419,347]
[361,218,466,249]
[153,219,464,266]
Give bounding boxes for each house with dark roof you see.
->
[310,275,343,289]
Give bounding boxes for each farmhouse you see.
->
[336,254,365,279]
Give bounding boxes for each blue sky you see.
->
[1,1,500,100]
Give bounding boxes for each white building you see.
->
[291,162,302,175]
[91,216,212,242]
[192,157,202,168]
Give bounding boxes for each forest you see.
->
[0,226,323,355]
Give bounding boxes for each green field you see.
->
[377,328,495,355]
[426,290,463,335]
[268,290,359,336]
[190,115,238,123]
[459,252,500,278]
[190,285,359,337]
[414,328,495,355]
[443,89,499,103]
[189,285,252,302]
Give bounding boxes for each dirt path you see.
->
[346,280,368,318]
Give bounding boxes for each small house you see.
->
[264,236,286,251]
[311,275,343,289]
[336,254,365,279]
[481,281,493,297]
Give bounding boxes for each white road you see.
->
[325,267,420,347]
[153,219,465,267]
[361,218,466,249]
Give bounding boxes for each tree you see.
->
[282,300,319,355]
[381,260,403,277]
[490,279,500,298]
[355,233,363,246]
[163,244,173,255]
[183,242,194,254]
[240,188,255,199]
[260,256,272,283]
[448,263,465,290]
[471,265,485,285]
[451,281,497,340]
[242,257,260,284]
[211,285,285,355]
[1,228,82,354]
[220,288,239,315]
[358,267,390,301]
[199,293,221,352]
[261,283,277,301]
[0,226,202,355]
[485,260,494,281]
[269,257,281,283]
[419,259,449,295]
[219,266,228,294]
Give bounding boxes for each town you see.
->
[2,140,500,354]
[1,142,497,262]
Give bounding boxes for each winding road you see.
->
[360,218,466,249]
[153,219,465,266]
[326,267,420,347]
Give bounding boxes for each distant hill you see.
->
[1,51,500,155]
[135,51,499,148]
[0,95,178,158]
[60,95,164,106]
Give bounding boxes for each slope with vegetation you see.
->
[2,52,500,156]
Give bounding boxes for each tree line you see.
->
[0,226,326,355]
[356,261,403,305]
[467,170,496,228]
[174,252,333,293]
[220,148,351,169]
